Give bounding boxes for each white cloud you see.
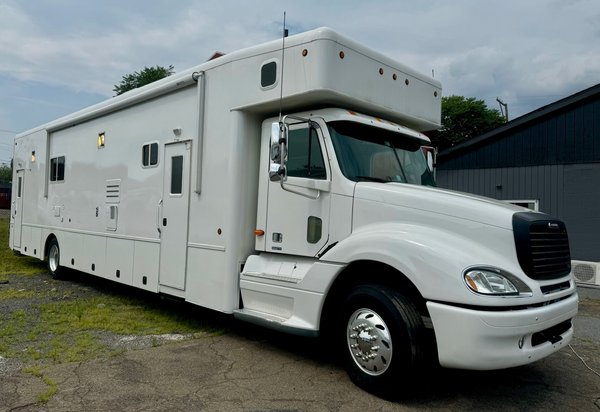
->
[0,0,598,131]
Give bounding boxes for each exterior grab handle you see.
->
[157,199,163,235]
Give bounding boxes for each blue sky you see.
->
[1,0,599,164]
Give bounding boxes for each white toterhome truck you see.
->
[10,28,578,396]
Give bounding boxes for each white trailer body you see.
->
[9,28,578,396]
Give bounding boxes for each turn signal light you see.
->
[255,229,265,236]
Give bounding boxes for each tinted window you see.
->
[142,144,149,166]
[50,156,65,182]
[286,127,326,179]
[50,158,57,181]
[150,143,158,165]
[171,155,183,194]
[142,143,159,167]
[261,61,277,88]
[56,156,65,181]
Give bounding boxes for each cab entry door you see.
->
[265,124,331,257]
[159,141,191,290]
[12,169,24,248]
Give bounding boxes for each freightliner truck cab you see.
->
[240,107,578,396]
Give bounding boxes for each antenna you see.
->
[278,12,287,122]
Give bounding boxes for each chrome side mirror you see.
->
[422,146,436,171]
[269,122,287,181]
[270,123,282,162]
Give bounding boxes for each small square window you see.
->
[142,143,159,167]
[49,156,65,182]
[261,61,277,88]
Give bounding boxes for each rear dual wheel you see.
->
[341,284,426,398]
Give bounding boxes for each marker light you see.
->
[98,132,105,148]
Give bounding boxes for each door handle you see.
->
[163,218,167,227]
[156,199,163,234]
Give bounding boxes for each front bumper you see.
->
[427,293,578,370]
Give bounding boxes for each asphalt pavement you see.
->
[2,286,599,411]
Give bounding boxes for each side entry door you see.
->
[266,122,331,256]
[12,169,24,248]
[159,141,191,290]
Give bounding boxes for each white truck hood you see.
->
[353,183,524,230]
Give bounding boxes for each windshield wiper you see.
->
[355,175,388,183]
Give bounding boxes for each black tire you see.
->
[341,284,426,398]
[47,238,63,279]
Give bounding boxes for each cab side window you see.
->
[286,127,326,179]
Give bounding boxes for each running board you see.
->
[233,308,319,338]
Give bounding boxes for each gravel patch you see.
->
[0,355,23,375]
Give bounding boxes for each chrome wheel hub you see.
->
[49,245,59,273]
[347,308,392,376]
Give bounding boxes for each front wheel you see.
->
[341,284,426,398]
[47,238,63,279]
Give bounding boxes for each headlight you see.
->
[464,268,531,296]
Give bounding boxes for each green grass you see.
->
[0,217,47,280]
[23,366,58,404]
[0,287,35,299]
[40,295,206,336]
[0,277,213,366]
[0,216,223,405]
[0,296,214,368]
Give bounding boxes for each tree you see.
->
[113,65,175,96]
[0,163,12,183]
[428,95,505,150]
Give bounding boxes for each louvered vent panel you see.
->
[106,179,121,204]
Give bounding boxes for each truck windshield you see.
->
[328,121,436,186]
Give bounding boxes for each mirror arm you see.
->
[280,177,321,200]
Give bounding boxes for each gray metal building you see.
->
[436,83,600,262]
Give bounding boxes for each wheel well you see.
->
[44,234,57,260]
[320,260,439,366]
[320,260,429,332]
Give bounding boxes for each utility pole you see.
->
[496,98,508,122]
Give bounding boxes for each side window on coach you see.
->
[142,142,159,167]
[49,156,65,182]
